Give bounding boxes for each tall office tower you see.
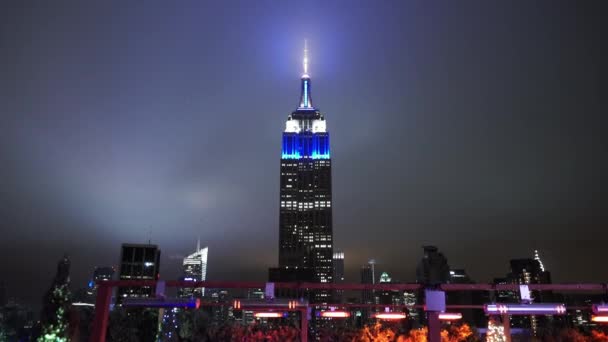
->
[360,261,375,305]
[377,272,402,306]
[360,261,377,323]
[117,243,161,303]
[416,246,450,285]
[179,238,208,298]
[509,257,553,336]
[269,42,333,303]
[447,269,474,324]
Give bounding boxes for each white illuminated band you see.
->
[321,311,350,318]
[485,304,566,315]
[593,304,608,314]
[72,302,95,307]
[438,313,462,320]
[373,313,407,320]
[592,315,608,323]
[254,312,284,318]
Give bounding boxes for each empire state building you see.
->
[269,43,334,301]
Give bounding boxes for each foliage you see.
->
[591,330,608,342]
[485,318,506,342]
[38,282,71,341]
[177,308,211,340]
[317,322,480,342]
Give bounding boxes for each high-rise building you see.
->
[360,261,375,305]
[377,272,402,307]
[179,238,208,298]
[448,268,475,325]
[269,42,334,302]
[505,254,553,335]
[117,243,161,303]
[416,246,450,286]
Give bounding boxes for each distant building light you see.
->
[144,262,154,267]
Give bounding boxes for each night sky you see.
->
[1,1,606,308]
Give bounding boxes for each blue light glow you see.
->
[303,80,309,107]
[282,133,330,160]
[311,152,330,159]
[282,152,302,159]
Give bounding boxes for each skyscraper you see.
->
[270,42,334,302]
[360,262,375,305]
[117,243,161,303]
[179,238,208,298]
[506,254,553,336]
[416,246,450,286]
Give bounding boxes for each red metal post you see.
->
[427,311,441,342]
[501,313,512,342]
[300,307,308,342]
[90,283,113,342]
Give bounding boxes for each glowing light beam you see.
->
[373,313,406,320]
[321,311,350,318]
[254,312,284,318]
[438,312,462,320]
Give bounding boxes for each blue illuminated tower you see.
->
[270,42,333,302]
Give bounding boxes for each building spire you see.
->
[303,39,309,77]
[196,236,201,252]
[298,40,314,109]
[534,249,545,272]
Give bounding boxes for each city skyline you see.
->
[0,1,606,309]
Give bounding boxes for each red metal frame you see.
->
[90,281,608,342]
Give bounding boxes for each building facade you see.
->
[179,238,208,298]
[333,251,345,302]
[117,243,161,303]
[270,43,334,303]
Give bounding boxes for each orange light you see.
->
[374,313,406,320]
[592,315,608,323]
[321,311,350,318]
[438,312,462,320]
[233,300,241,310]
[254,312,283,318]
